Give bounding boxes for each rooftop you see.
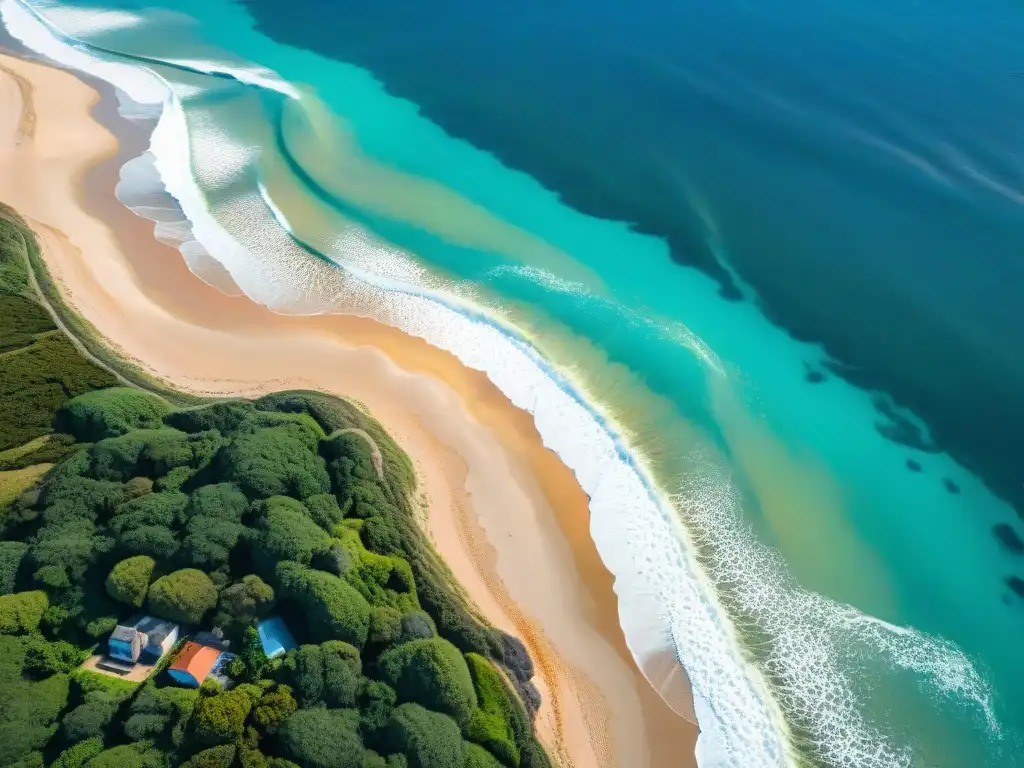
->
[169,641,221,684]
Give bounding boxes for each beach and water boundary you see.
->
[0,36,698,768]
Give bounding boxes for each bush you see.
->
[105,555,155,607]
[182,745,236,768]
[464,654,527,767]
[30,517,112,585]
[252,496,331,571]
[81,743,164,768]
[60,697,120,742]
[187,483,249,521]
[148,568,218,624]
[378,638,477,726]
[54,388,170,442]
[164,401,256,435]
[0,669,69,765]
[0,541,27,594]
[368,606,403,647]
[304,493,344,530]
[358,679,397,735]
[193,689,252,743]
[276,707,364,768]
[383,703,464,768]
[119,524,179,559]
[24,637,88,678]
[51,737,104,768]
[0,590,47,634]
[223,425,330,500]
[183,515,243,569]
[283,641,361,708]
[276,562,371,647]
[399,612,435,644]
[253,683,297,733]
[108,491,188,533]
[464,744,504,768]
[0,332,116,453]
[215,575,275,633]
[123,685,199,746]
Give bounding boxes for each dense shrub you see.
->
[182,744,236,768]
[119,524,179,559]
[123,684,198,745]
[214,574,275,632]
[55,388,170,443]
[276,562,370,647]
[303,493,345,530]
[253,684,297,733]
[283,641,362,708]
[399,612,435,644]
[193,689,252,743]
[187,483,249,522]
[30,517,112,585]
[358,679,397,736]
[164,401,257,435]
[60,696,120,742]
[0,540,27,594]
[464,744,504,768]
[87,428,213,482]
[183,515,244,569]
[252,496,331,570]
[148,568,218,624]
[276,707,364,768]
[0,590,47,634]
[108,490,188,533]
[368,606,403,648]
[23,637,88,678]
[105,555,155,607]
[0,333,116,453]
[383,704,464,768]
[378,638,477,726]
[51,736,104,768]
[0,662,69,765]
[222,425,330,500]
[464,654,528,767]
[82,743,164,768]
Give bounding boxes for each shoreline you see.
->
[0,49,698,768]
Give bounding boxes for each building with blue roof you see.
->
[257,616,297,659]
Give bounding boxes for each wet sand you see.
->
[0,51,697,767]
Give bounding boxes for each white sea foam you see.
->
[3,2,1001,766]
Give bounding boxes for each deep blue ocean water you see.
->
[6,0,1024,764]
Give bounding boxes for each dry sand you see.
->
[0,51,698,767]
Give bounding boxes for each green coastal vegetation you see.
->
[0,206,550,767]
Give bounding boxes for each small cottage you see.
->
[108,624,144,663]
[168,641,222,687]
[108,616,179,664]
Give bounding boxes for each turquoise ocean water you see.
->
[4,0,1023,764]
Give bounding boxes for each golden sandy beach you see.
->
[0,51,697,767]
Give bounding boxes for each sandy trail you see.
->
[0,51,697,767]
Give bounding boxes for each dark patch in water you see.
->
[994,524,1024,555]
[1006,575,1024,599]
[905,459,922,473]
[802,362,826,384]
[943,478,961,495]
